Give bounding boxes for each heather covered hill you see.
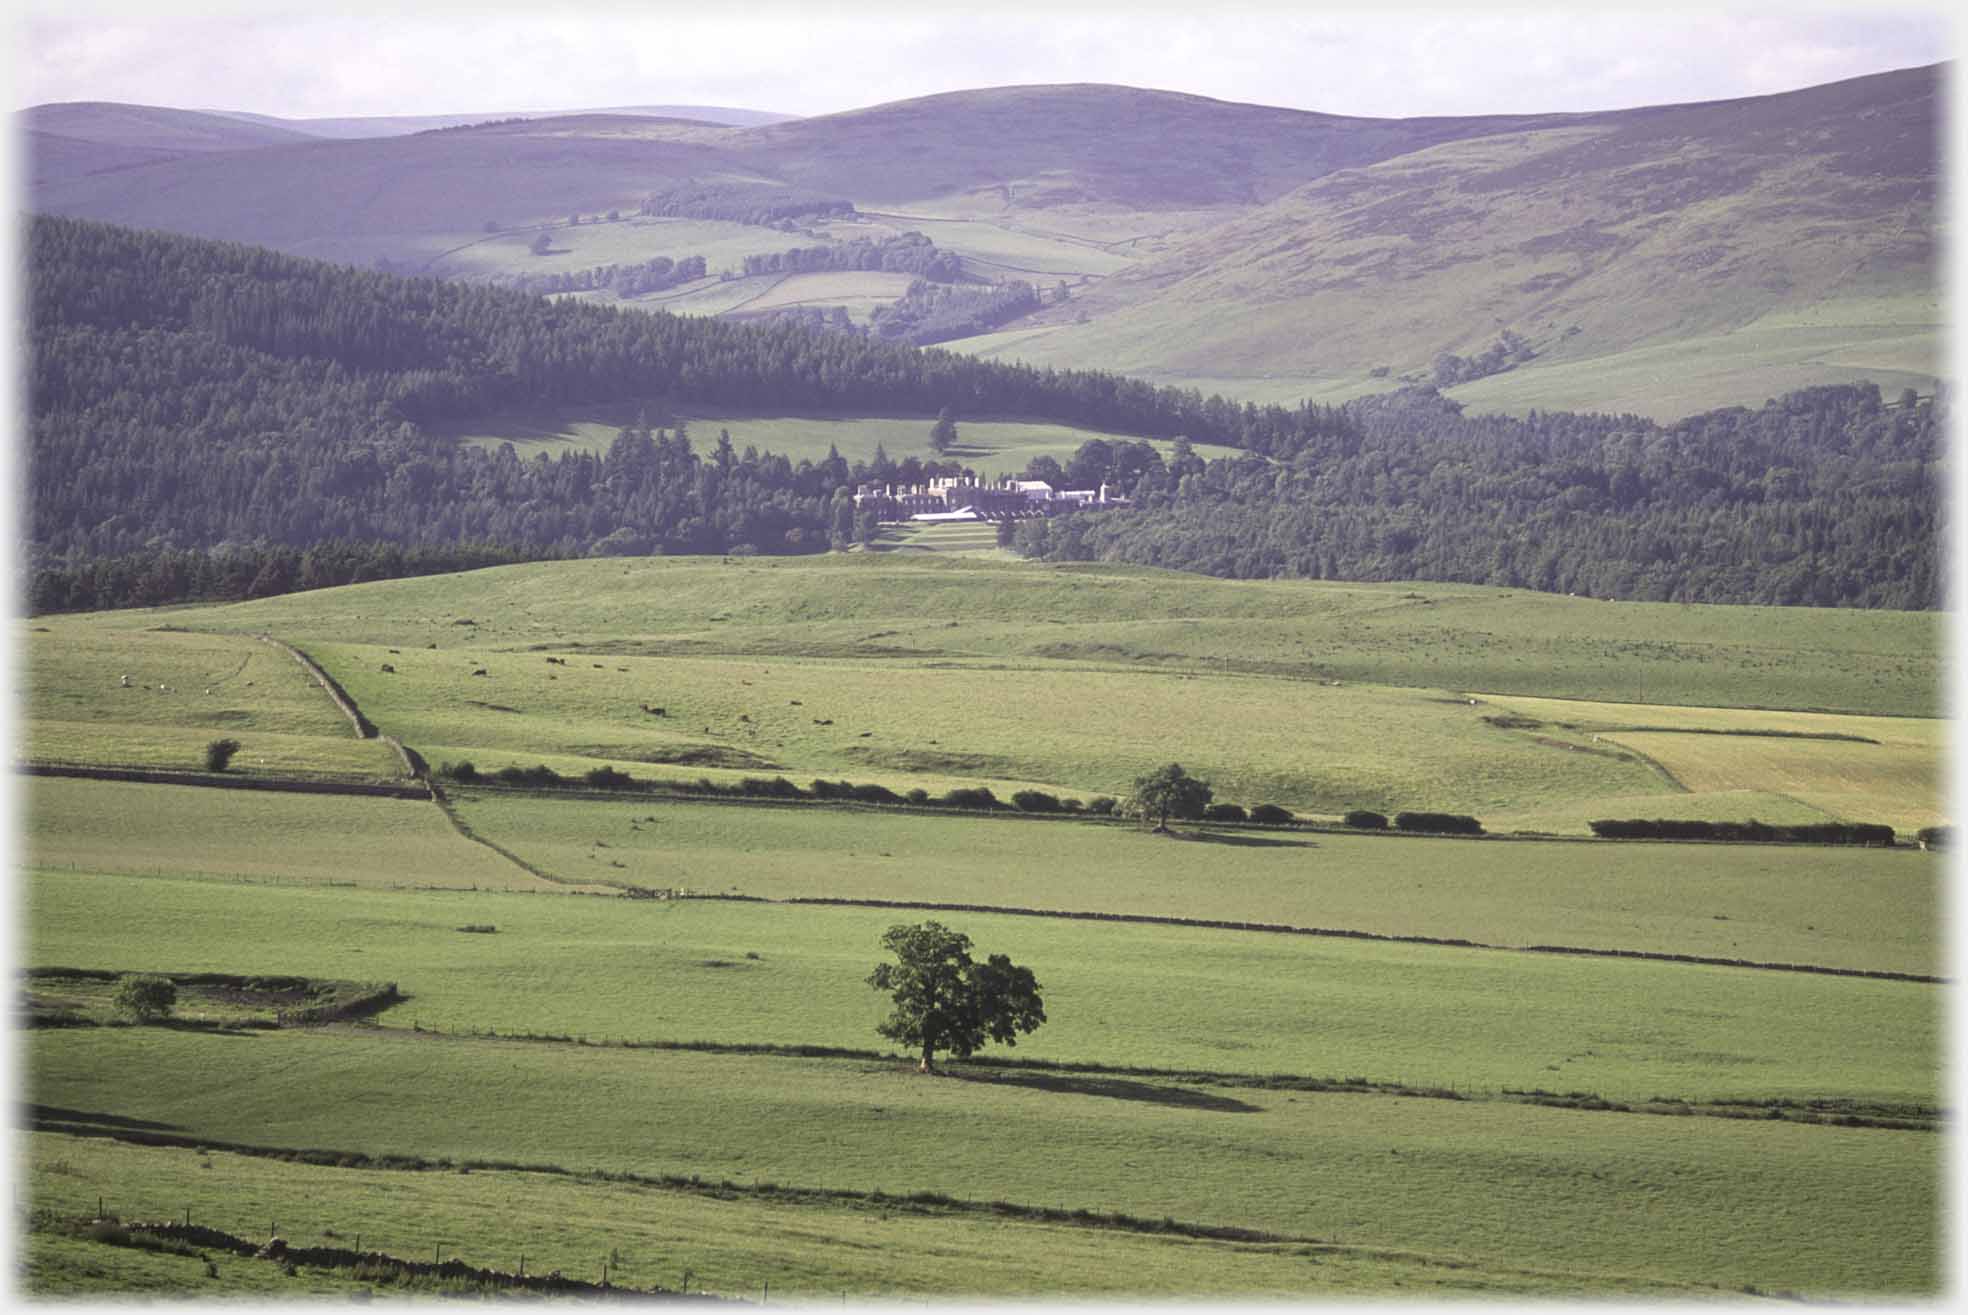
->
[731,82,1579,208]
[968,65,1942,415]
[22,65,1947,417]
[25,116,749,251]
[206,102,798,137]
[24,101,321,153]
[24,102,322,186]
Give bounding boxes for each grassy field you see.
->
[441,793,1942,975]
[23,870,1939,1104]
[18,554,1947,1298]
[299,639,1687,819]
[20,776,580,893]
[15,620,406,781]
[438,403,1243,477]
[425,214,800,283]
[136,556,1938,716]
[864,520,1006,553]
[24,1026,1940,1295]
[23,1132,1702,1300]
[29,558,1938,828]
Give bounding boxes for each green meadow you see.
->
[17,553,1948,1298]
[21,776,570,892]
[24,870,1939,1105]
[438,403,1244,478]
[25,1027,1940,1295]
[25,1133,1703,1300]
[128,556,1938,715]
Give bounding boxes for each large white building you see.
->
[852,476,1126,522]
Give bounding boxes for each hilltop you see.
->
[22,64,1945,420]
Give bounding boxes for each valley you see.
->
[14,29,1949,1302]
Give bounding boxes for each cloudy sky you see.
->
[14,2,1954,122]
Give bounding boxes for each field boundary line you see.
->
[426,778,578,887]
[258,636,377,739]
[686,894,1944,985]
[320,1027,1942,1130]
[16,763,428,801]
[32,1118,1752,1287]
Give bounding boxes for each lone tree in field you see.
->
[530,231,553,256]
[1128,762,1213,833]
[112,974,176,1022]
[928,407,958,455]
[868,922,1044,1073]
[204,738,242,772]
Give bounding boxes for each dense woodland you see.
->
[24,216,1944,613]
[1005,385,1944,609]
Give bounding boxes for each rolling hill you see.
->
[965,64,1941,415]
[22,65,1945,419]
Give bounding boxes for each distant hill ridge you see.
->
[21,64,1945,416]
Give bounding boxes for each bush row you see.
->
[1341,809,1485,835]
[1587,818,1897,846]
[433,761,1310,825]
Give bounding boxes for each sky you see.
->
[12,2,1955,123]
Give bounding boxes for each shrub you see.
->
[904,788,930,805]
[583,765,635,791]
[738,776,804,799]
[1589,818,1895,846]
[851,782,902,804]
[1394,811,1483,835]
[938,786,1002,810]
[112,973,176,1021]
[1061,798,1085,812]
[204,738,242,772]
[1011,790,1063,813]
[493,764,562,788]
[809,778,857,800]
[1086,796,1117,815]
[1202,803,1247,823]
[1343,809,1389,830]
[1249,803,1295,825]
[440,760,480,783]
[1917,825,1951,851]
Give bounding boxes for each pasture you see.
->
[440,404,1242,478]
[23,1133,1682,1299]
[20,776,573,892]
[17,554,1947,1299]
[442,792,1942,976]
[23,869,1939,1104]
[132,555,1940,716]
[424,214,800,283]
[24,1026,1940,1295]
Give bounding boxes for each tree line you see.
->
[24,216,1940,613]
[1003,384,1943,609]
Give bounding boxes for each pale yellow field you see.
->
[1604,734,1943,832]
[1483,693,1946,831]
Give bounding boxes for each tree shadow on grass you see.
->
[948,1068,1262,1113]
[25,1105,182,1133]
[1166,829,1318,849]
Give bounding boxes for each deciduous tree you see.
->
[867,922,1044,1072]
